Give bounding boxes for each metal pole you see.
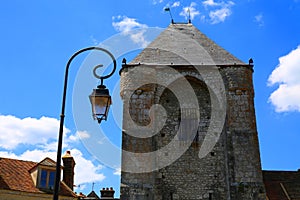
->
[53,47,116,200]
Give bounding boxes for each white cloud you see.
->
[0,114,105,190]
[0,115,70,150]
[37,141,60,151]
[152,0,164,4]
[0,149,57,161]
[209,7,232,24]
[97,137,106,145]
[171,1,180,7]
[112,16,147,34]
[71,149,105,185]
[202,0,234,7]
[113,167,121,176]
[68,130,90,142]
[254,13,264,27]
[130,29,149,48]
[268,45,300,112]
[203,0,220,7]
[180,2,200,20]
[202,0,235,24]
[0,148,105,186]
[90,35,99,45]
[112,16,150,48]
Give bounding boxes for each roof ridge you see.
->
[0,157,37,164]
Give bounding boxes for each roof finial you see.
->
[164,7,174,24]
[249,58,254,65]
[122,58,127,65]
[188,8,191,23]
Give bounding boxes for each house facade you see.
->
[0,151,77,200]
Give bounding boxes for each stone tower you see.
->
[120,23,265,200]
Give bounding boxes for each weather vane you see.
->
[164,7,192,24]
[164,7,174,24]
[188,8,191,23]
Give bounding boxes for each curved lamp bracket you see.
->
[89,47,117,86]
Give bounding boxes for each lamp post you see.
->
[53,47,116,200]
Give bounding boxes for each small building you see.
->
[80,187,119,200]
[263,169,300,200]
[0,151,77,200]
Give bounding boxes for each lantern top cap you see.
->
[97,84,106,89]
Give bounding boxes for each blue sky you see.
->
[0,0,300,198]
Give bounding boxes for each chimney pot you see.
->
[100,186,115,198]
[62,150,76,191]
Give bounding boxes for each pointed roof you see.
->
[29,157,57,172]
[87,190,100,199]
[130,23,245,66]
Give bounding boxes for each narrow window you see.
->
[48,171,55,188]
[39,169,56,189]
[40,170,47,188]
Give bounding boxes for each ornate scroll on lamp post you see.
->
[89,58,117,123]
[53,47,116,200]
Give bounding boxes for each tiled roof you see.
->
[0,157,40,193]
[263,170,300,200]
[0,157,76,197]
[130,23,245,66]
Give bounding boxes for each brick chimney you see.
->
[62,150,76,190]
[100,187,115,199]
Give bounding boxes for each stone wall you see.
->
[220,66,265,199]
[120,64,265,200]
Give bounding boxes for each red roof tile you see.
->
[0,157,76,197]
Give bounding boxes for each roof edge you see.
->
[119,63,254,74]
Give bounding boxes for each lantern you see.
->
[89,85,112,123]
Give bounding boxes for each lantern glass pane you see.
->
[89,87,112,123]
[90,95,111,119]
[94,98,107,115]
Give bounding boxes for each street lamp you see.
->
[89,83,112,123]
[53,47,116,200]
[89,56,117,123]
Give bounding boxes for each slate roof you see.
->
[130,23,245,66]
[263,170,300,200]
[0,157,76,197]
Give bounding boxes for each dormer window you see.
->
[28,154,75,193]
[29,157,58,191]
[39,169,55,189]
